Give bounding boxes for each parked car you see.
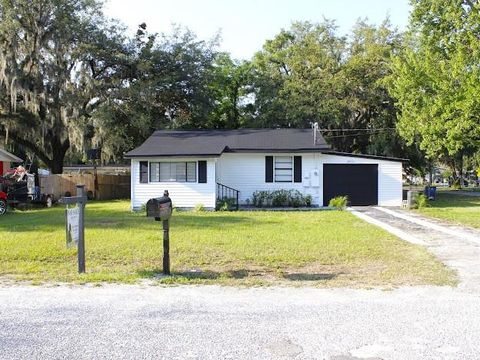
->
[0,166,54,215]
[0,190,6,215]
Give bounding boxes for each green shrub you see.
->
[272,189,289,207]
[216,197,237,211]
[251,189,311,208]
[252,191,272,207]
[305,195,312,207]
[328,196,348,210]
[193,203,206,212]
[414,194,429,209]
[290,195,303,208]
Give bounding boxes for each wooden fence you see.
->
[40,174,130,201]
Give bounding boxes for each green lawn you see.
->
[0,201,455,287]
[417,193,480,229]
[436,186,480,192]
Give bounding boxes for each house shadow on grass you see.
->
[138,269,342,283]
[137,269,252,281]
[85,214,274,230]
[282,273,339,281]
[171,214,282,229]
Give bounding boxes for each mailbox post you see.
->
[162,216,170,276]
[146,190,172,275]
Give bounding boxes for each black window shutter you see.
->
[139,161,148,183]
[265,156,273,183]
[294,156,302,183]
[198,161,207,183]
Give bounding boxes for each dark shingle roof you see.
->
[125,129,330,157]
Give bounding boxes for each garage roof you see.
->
[125,129,330,158]
[321,151,408,163]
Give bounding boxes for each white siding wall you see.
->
[217,153,323,205]
[130,157,216,210]
[217,153,403,207]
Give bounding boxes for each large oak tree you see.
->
[0,0,128,173]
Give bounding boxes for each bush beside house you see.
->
[328,196,348,210]
[251,190,312,208]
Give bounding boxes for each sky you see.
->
[104,0,412,60]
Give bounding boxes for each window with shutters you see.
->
[274,156,293,182]
[149,162,196,182]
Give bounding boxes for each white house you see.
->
[125,129,405,210]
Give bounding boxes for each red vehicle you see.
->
[0,190,6,215]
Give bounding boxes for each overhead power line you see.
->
[323,129,396,139]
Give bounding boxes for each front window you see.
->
[274,156,292,182]
[150,162,196,182]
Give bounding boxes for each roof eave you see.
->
[320,150,408,163]
[224,147,331,153]
[123,153,222,159]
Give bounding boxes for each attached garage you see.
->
[321,152,405,207]
[323,164,378,206]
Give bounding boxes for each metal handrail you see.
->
[216,182,238,192]
[216,182,240,210]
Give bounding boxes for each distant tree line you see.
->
[0,0,478,179]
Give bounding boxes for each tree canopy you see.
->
[388,0,480,176]
[1,0,477,177]
[0,0,128,173]
[91,25,221,163]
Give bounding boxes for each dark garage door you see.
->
[323,164,378,206]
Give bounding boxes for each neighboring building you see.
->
[125,129,405,210]
[0,148,22,175]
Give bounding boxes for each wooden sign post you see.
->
[146,190,172,275]
[162,217,170,275]
[60,184,87,273]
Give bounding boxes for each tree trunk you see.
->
[49,137,70,174]
[459,156,464,188]
[232,85,239,129]
[50,161,64,174]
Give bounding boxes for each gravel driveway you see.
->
[351,207,480,292]
[1,284,480,360]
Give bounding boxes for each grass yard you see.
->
[0,201,455,287]
[437,186,480,192]
[417,193,480,229]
